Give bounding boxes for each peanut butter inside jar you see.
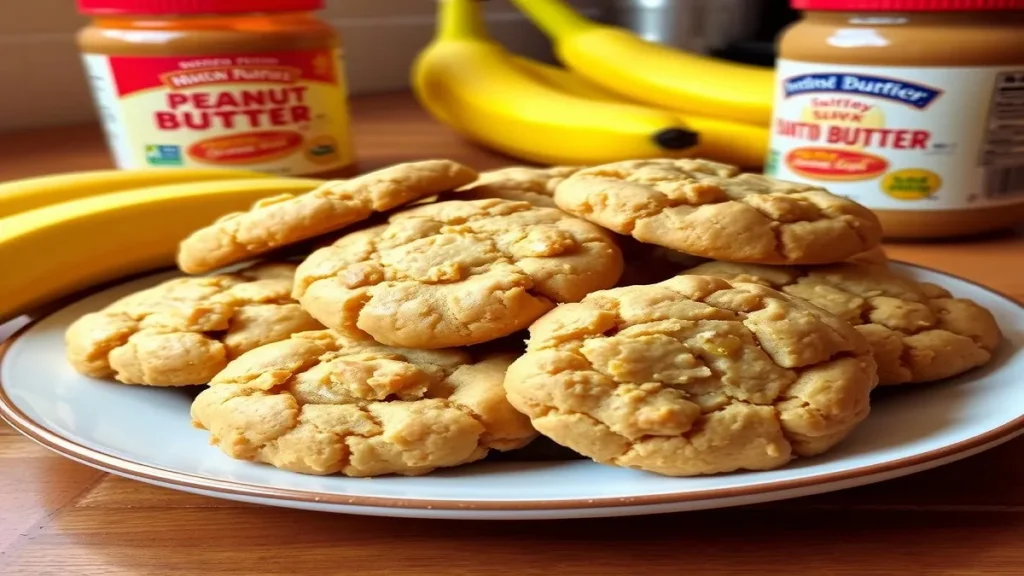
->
[77,0,355,178]
[774,6,1024,239]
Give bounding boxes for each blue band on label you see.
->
[782,73,942,108]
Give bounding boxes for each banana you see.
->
[510,0,775,126]
[512,55,769,168]
[411,0,700,166]
[508,55,616,101]
[0,167,273,218]
[0,177,322,322]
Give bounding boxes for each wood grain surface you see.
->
[2,93,1023,576]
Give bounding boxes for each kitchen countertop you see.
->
[1,92,1022,575]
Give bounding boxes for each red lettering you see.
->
[289,86,308,103]
[268,107,288,126]
[183,112,210,129]
[242,109,263,128]
[268,89,289,105]
[875,129,893,147]
[776,119,820,141]
[825,126,931,150]
[155,111,179,129]
[826,125,846,144]
[241,90,266,106]
[155,85,321,131]
[291,105,311,123]
[811,110,864,123]
[213,110,237,129]
[167,93,188,110]
[214,91,240,108]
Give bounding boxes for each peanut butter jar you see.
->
[767,0,1024,239]
[76,0,355,177]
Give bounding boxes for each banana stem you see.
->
[436,0,489,41]
[510,0,596,38]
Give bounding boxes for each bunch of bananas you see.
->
[411,0,772,168]
[0,169,324,321]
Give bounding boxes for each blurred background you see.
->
[0,0,795,132]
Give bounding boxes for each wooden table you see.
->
[2,93,1022,575]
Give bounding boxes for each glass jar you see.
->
[767,0,1024,238]
[76,0,354,177]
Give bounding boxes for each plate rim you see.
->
[1,261,1022,512]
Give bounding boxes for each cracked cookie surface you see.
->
[449,165,581,208]
[685,261,1002,386]
[503,275,877,476]
[177,160,478,274]
[190,330,537,476]
[65,262,323,386]
[553,158,882,265]
[293,199,624,349]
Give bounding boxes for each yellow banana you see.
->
[0,167,273,218]
[507,55,616,101]
[411,0,700,166]
[0,177,322,321]
[511,0,774,126]
[512,56,768,168]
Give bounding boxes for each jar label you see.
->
[767,60,1024,211]
[82,49,353,175]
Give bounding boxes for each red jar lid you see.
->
[77,0,324,15]
[792,0,1024,9]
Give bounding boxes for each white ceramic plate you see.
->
[2,263,1022,520]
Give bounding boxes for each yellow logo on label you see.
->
[881,168,942,200]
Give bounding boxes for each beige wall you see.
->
[0,0,610,132]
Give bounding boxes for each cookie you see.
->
[293,199,624,349]
[176,160,478,274]
[450,165,581,208]
[65,262,322,386]
[553,158,882,265]
[685,261,1002,385]
[190,330,537,476]
[503,275,877,476]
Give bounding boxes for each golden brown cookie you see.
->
[177,160,478,274]
[553,158,883,265]
[65,263,322,386]
[685,261,1002,385]
[450,165,582,208]
[190,330,537,477]
[293,199,624,349]
[503,275,877,476]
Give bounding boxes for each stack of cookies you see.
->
[63,158,1003,478]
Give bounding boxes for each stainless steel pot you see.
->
[609,0,762,55]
